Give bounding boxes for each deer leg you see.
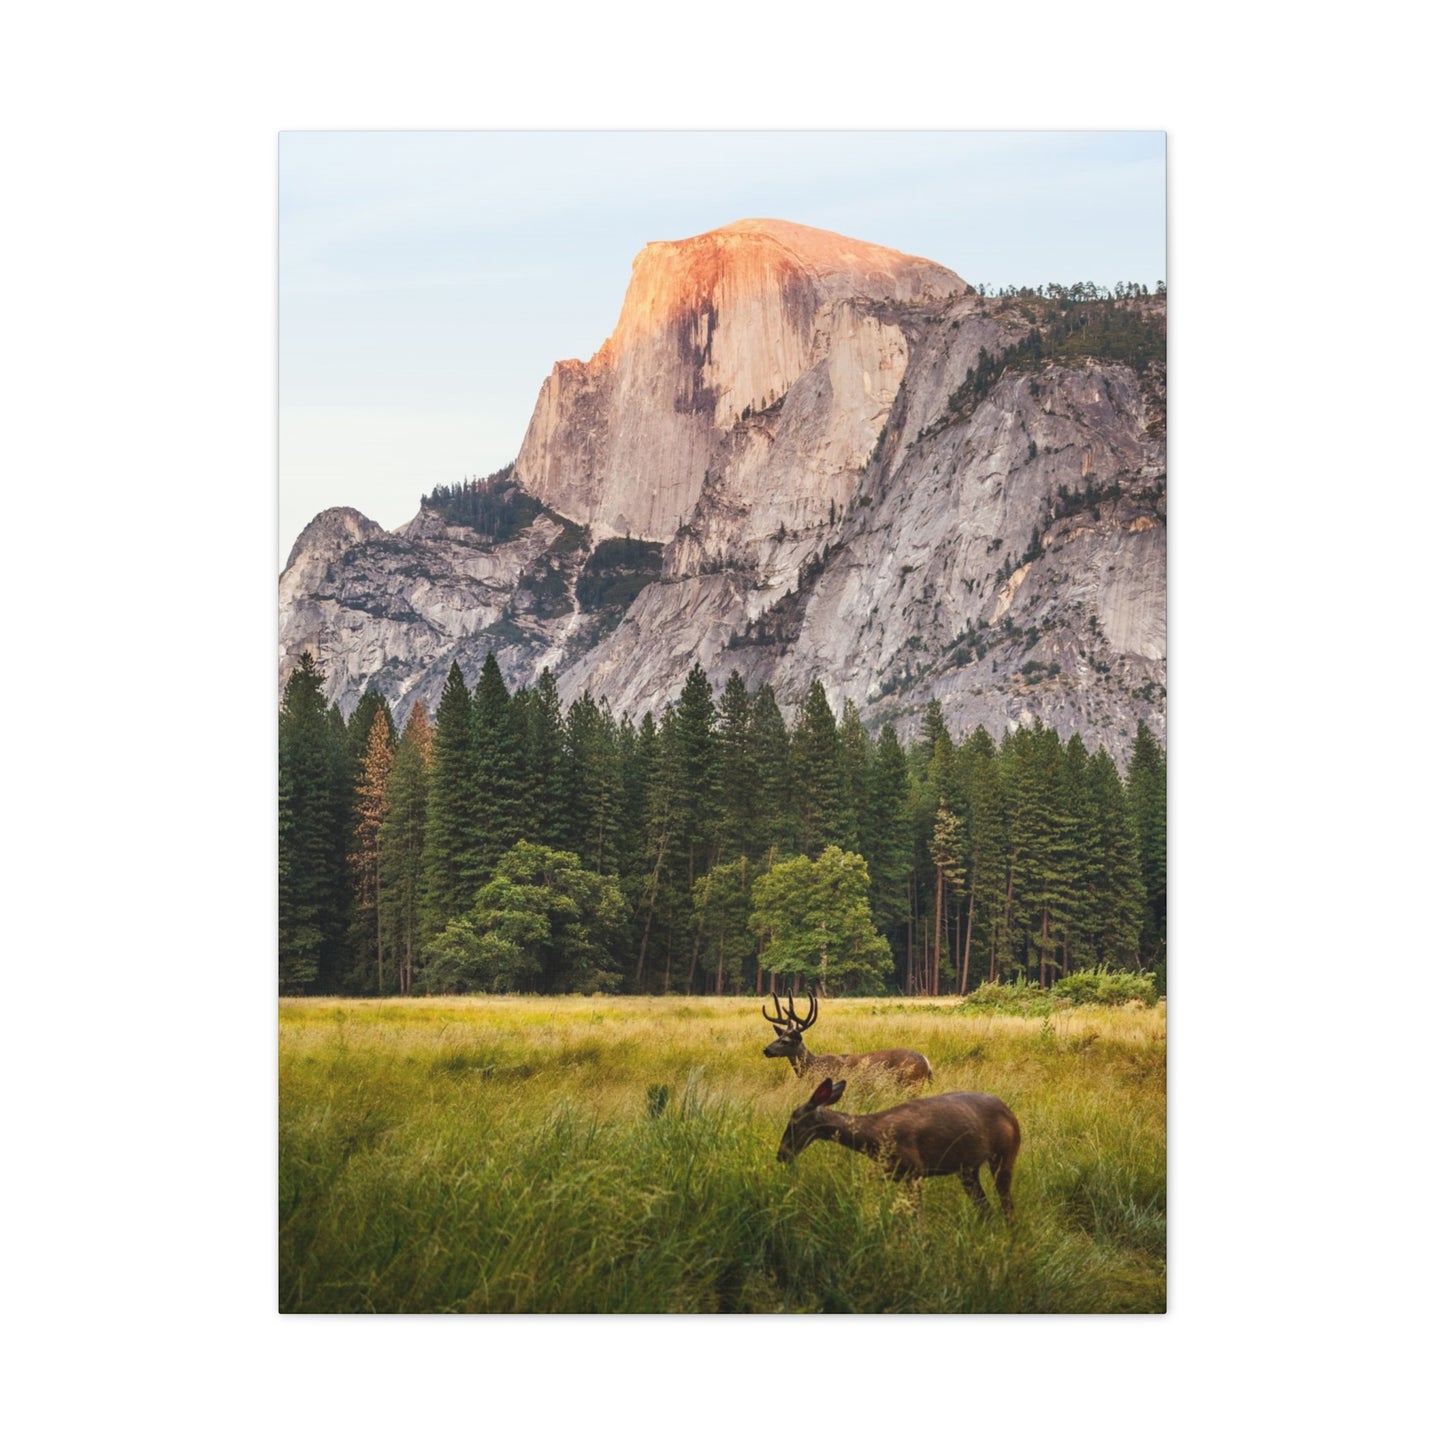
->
[959,1167,989,1213]
[990,1157,1015,1221]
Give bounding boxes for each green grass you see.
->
[279,996,1165,1313]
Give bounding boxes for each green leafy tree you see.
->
[750,846,891,995]
[418,841,626,995]
[691,857,756,994]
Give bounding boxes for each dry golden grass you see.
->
[279,994,1165,1313]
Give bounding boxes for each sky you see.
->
[279,131,1165,568]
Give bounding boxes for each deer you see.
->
[776,1077,1021,1218]
[761,991,933,1087]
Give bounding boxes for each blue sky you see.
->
[280,131,1165,566]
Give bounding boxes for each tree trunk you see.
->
[635,834,668,987]
[687,872,713,994]
[933,863,944,997]
[906,871,916,995]
[375,866,384,995]
[960,892,975,995]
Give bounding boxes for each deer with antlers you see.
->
[776,1077,1020,1218]
[761,991,933,1086]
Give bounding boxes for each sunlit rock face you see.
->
[515,219,967,543]
[280,220,1166,758]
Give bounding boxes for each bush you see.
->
[955,972,1159,1014]
[955,981,1054,1017]
[1051,970,1159,1007]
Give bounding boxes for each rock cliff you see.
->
[280,220,1165,758]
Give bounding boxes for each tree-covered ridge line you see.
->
[279,653,1165,1000]
[420,465,541,541]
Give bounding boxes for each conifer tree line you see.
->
[279,652,1166,998]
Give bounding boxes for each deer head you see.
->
[761,990,818,1066]
[777,1077,847,1162]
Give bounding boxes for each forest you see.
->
[278,653,1165,999]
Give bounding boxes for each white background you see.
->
[4,1,1437,1441]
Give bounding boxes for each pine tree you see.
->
[837,699,870,854]
[523,668,570,849]
[716,671,755,861]
[751,684,794,857]
[346,689,395,765]
[792,680,846,858]
[1126,722,1168,983]
[672,664,721,889]
[278,653,351,993]
[863,724,912,985]
[958,727,1007,988]
[565,692,622,875]
[349,708,394,993]
[636,706,685,990]
[617,713,653,882]
[1087,746,1146,970]
[917,698,954,777]
[1009,722,1072,987]
[670,665,722,992]
[473,653,522,870]
[929,806,967,995]
[380,702,432,994]
[1058,732,1101,975]
[422,663,479,936]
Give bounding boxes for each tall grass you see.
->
[279,997,1165,1312]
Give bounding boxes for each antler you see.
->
[764,991,819,1031]
[787,991,818,1032]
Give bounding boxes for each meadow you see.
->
[279,995,1165,1313]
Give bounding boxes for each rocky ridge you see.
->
[280,219,1165,758]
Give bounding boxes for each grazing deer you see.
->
[776,1077,1020,1218]
[762,991,932,1086]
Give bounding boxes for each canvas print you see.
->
[278,132,1167,1313]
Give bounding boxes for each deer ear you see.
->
[828,1080,847,1105]
[808,1078,837,1107]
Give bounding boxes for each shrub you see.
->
[1051,970,1159,1007]
[955,981,1053,1016]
